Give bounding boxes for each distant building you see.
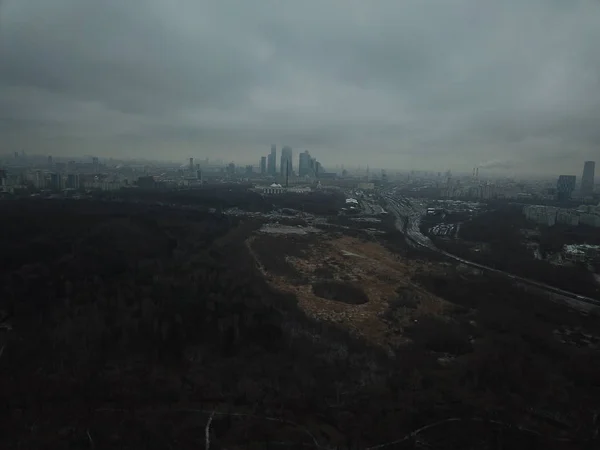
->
[189,157,194,172]
[260,156,267,174]
[33,170,46,189]
[480,183,496,200]
[245,165,253,175]
[227,162,235,176]
[581,161,595,196]
[556,209,579,226]
[523,205,557,226]
[280,146,293,177]
[47,155,53,166]
[268,145,277,175]
[358,182,375,190]
[263,183,286,194]
[315,160,322,177]
[137,175,156,189]
[524,204,600,228]
[49,173,62,191]
[563,244,600,263]
[66,173,80,189]
[557,175,576,201]
[299,151,312,177]
[83,180,122,191]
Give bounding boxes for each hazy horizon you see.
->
[1,1,599,174]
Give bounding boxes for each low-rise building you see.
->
[523,205,557,226]
[563,244,600,263]
[263,183,286,194]
[556,209,579,226]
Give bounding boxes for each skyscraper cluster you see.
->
[298,150,321,178]
[259,145,324,179]
[556,161,596,201]
[261,144,294,178]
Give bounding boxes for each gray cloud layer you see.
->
[1,0,599,173]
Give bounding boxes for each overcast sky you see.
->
[1,1,599,173]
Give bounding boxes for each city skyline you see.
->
[2,149,597,180]
[1,1,599,174]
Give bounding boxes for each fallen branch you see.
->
[95,407,326,449]
[94,408,587,449]
[366,417,582,449]
[86,429,94,449]
[205,410,215,450]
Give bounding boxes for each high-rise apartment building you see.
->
[581,161,595,196]
[34,170,46,189]
[50,173,62,191]
[260,156,267,174]
[66,173,80,189]
[280,146,293,177]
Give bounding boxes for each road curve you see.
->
[382,193,600,308]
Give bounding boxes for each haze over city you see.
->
[4,2,600,448]
[1,0,599,174]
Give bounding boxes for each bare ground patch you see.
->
[249,233,448,347]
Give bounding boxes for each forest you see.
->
[93,184,346,216]
[0,198,599,449]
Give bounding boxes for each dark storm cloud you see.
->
[1,0,599,172]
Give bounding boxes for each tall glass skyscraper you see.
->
[581,161,595,196]
[267,145,277,175]
[280,146,292,177]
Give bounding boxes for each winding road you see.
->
[381,192,600,309]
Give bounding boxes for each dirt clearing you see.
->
[249,234,448,346]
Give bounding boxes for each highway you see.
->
[381,191,600,309]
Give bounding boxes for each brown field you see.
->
[249,232,448,347]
